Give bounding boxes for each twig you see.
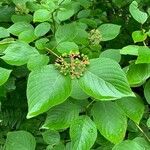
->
[45,47,60,58]
[135,123,150,143]
[86,100,95,109]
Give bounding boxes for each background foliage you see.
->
[0,0,150,149]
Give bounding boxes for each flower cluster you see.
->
[55,52,90,79]
[89,29,102,45]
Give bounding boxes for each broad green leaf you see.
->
[57,41,79,54]
[133,137,150,149]
[19,29,37,43]
[77,10,91,18]
[34,22,51,37]
[129,1,148,24]
[78,58,134,101]
[70,116,97,150]
[136,46,150,64]
[126,63,150,87]
[0,27,10,38]
[112,140,145,150]
[27,65,71,118]
[117,95,145,124]
[12,0,30,4]
[42,101,79,130]
[98,24,121,41]
[42,130,60,145]
[0,5,15,22]
[73,28,88,45]
[33,9,51,22]
[120,45,139,56]
[147,117,150,128]
[8,22,34,36]
[144,79,150,104]
[11,14,33,23]
[132,30,147,43]
[55,23,77,43]
[71,79,89,100]
[1,41,38,66]
[27,54,49,71]
[0,67,11,86]
[92,102,127,144]
[35,38,49,50]
[57,5,74,21]
[5,131,36,150]
[100,49,121,63]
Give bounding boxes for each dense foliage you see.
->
[0,0,150,149]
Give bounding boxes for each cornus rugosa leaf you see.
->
[27,65,71,118]
[144,79,150,104]
[42,101,79,130]
[126,63,150,87]
[0,67,12,86]
[92,101,127,144]
[78,58,134,100]
[70,116,97,150]
[117,95,145,124]
[1,41,38,66]
[5,131,36,150]
[129,1,148,24]
[98,24,121,41]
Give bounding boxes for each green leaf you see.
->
[92,101,127,144]
[136,46,150,64]
[120,45,139,56]
[98,24,121,41]
[129,1,148,24]
[70,116,97,150]
[0,67,11,86]
[113,139,148,150]
[34,22,51,37]
[55,23,77,43]
[133,137,150,149]
[144,79,150,104]
[57,41,79,54]
[42,130,60,145]
[8,22,34,36]
[147,117,150,128]
[35,38,49,50]
[0,27,10,39]
[1,41,38,66]
[78,58,134,101]
[132,30,147,43]
[12,0,30,4]
[19,29,37,43]
[27,54,49,71]
[57,5,74,21]
[42,101,79,130]
[117,95,145,124]
[5,131,36,150]
[11,14,33,23]
[100,49,121,63]
[126,63,150,87]
[27,65,71,118]
[33,9,51,22]
[71,79,89,100]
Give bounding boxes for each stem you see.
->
[86,100,95,109]
[52,13,56,34]
[45,47,60,58]
[143,41,147,46]
[135,123,150,142]
[51,0,65,33]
